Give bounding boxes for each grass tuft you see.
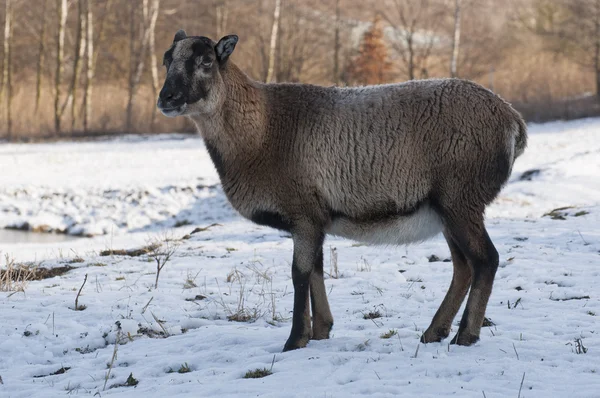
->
[243,368,272,379]
[380,329,398,339]
[125,373,139,386]
[99,244,159,257]
[363,310,382,320]
[1,255,35,292]
[178,363,192,373]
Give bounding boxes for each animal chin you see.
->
[160,103,187,117]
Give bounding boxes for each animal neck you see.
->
[189,63,266,163]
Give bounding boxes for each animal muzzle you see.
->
[157,85,186,117]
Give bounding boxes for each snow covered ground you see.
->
[0,119,599,397]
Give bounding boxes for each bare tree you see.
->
[333,0,341,85]
[444,0,499,82]
[216,0,228,38]
[54,0,68,134]
[35,0,49,114]
[126,1,139,131]
[557,0,600,100]
[1,0,13,138]
[148,0,160,124]
[126,0,160,130]
[66,0,87,130]
[450,0,462,77]
[275,5,314,82]
[92,0,112,72]
[83,0,94,132]
[266,0,282,83]
[516,0,600,100]
[383,0,444,80]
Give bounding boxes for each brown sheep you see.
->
[157,31,527,351]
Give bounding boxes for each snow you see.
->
[1,119,599,397]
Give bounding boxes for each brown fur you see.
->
[158,32,527,351]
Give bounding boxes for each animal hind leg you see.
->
[421,230,472,343]
[445,212,499,346]
[309,247,333,340]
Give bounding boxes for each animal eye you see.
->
[198,58,213,69]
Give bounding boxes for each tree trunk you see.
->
[595,0,600,101]
[126,0,154,131]
[92,0,112,72]
[55,0,68,135]
[148,0,160,125]
[1,0,12,139]
[596,44,600,102]
[450,0,462,78]
[83,0,93,133]
[407,35,415,80]
[35,0,48,114]
[216,0,228,38]
[126,1,137,132]
[67,0,87,131]
[333,0,341,85]
[266,0,282,83]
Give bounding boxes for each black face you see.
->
[157,31,238,118]
[157,36,215,117]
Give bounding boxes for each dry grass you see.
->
[214,263,282,324]
[3,49,598,142]
[99,243,160,257]
[3,83,193,141]
[147,234,180,289]
[380,329,398,339]
[1,254,74,293]
[0,255,36,293]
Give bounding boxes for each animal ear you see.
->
[215,35,238,64]
[173,29,187,42]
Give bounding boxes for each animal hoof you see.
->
[450,332,479,346]
[311,321,333,340]
[421,327,449,343]
[283,335,310,352]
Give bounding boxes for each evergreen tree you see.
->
[348,16,393,85]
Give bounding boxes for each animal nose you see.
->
[159,86,182,102]
[160,87,173,101]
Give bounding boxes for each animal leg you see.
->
[421,231,472,343]
[445,214,499,346]
[283,225,324,351]
[309,247,333,340]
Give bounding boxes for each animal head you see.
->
[157,30,238,117]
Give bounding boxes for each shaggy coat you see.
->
[158,31,527,351]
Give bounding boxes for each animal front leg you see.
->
[310,247,333,340]
[283,226,324,352]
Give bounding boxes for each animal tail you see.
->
[513,116,528,159]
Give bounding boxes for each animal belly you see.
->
[327,205,443,245]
